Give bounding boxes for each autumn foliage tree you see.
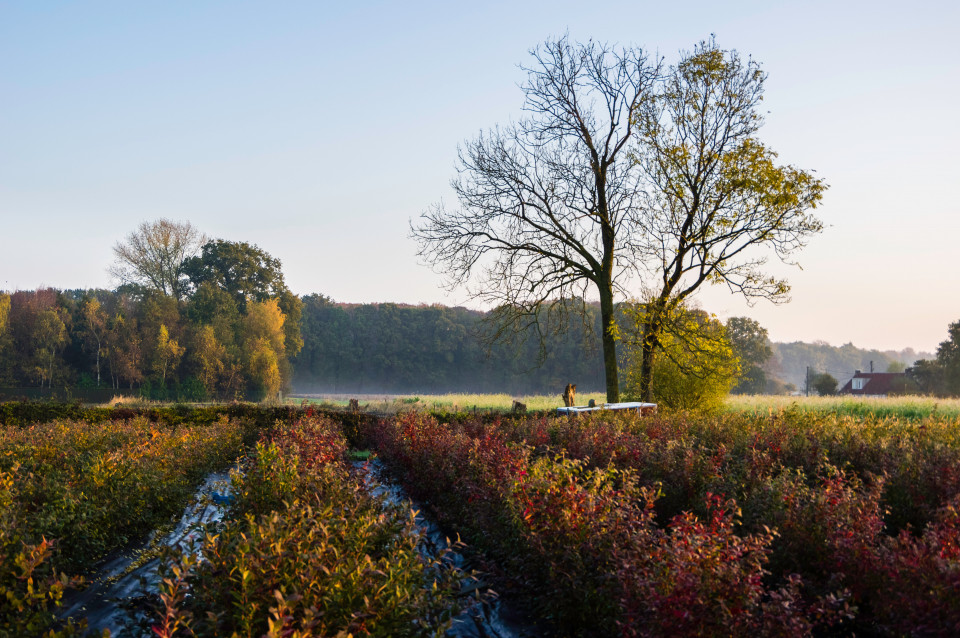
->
[622,304,739,412]
[3,290,69,388]
[104,309,144,390]
[153,324,185,385]
[242,299,287,400]
[0,294,9,341]
[630,40,825,401]
[189,324,231,398]
[0,294,10,384]
[80,297,108,386]
[32,308,67,388]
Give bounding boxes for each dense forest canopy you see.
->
[294,295,605,394]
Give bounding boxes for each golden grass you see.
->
[290,391,960,419]
[725,394,960,419]
[290,391,608,413]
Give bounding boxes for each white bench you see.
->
[556,401,657,416]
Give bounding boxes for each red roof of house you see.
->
[838,372,906,396]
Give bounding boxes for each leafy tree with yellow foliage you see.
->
[242,299,287,400]
[630,39,825,401]
[0,294,8,338]
[153,324,185,385]
[32,308,67,388]
[190,325,230,398]
[622,303,739,412]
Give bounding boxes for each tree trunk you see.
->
[598,285,620,403]
[596,164,620,403]
[639,308,664,403]
[639,333,657,403]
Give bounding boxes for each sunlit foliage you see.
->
[621,304,739,412]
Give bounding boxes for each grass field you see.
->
[291,392,960,418]
[290,391,609,412]
[725,393,960,419]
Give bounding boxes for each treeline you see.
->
[0,226,304,401]
[1,284,943,399]
[291,297,931,396]
[0,220,307,403]
[0,285,300,401]
[294,295,605,394]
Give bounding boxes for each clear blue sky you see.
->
[1,0,957,353]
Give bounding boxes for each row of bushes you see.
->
[151,414,464,637]
[2,406,464,636]
[360,413,845,635]
[513,410,960,635]
[360,411,960,636]
[0,400,313,428]
[1,415,255,636]
[485,409,960,534]
[11,401,957,635]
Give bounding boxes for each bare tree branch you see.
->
[413,36,660,402]
[109,219,207,301]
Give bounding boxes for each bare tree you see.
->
[413,36,660,402]
[631,40,826,401]
[109,219,207,300]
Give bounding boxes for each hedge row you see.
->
[359,411,960,636]
[1,415,253,636]
[152,414,463,637]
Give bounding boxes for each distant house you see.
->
[838,370,908,397]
